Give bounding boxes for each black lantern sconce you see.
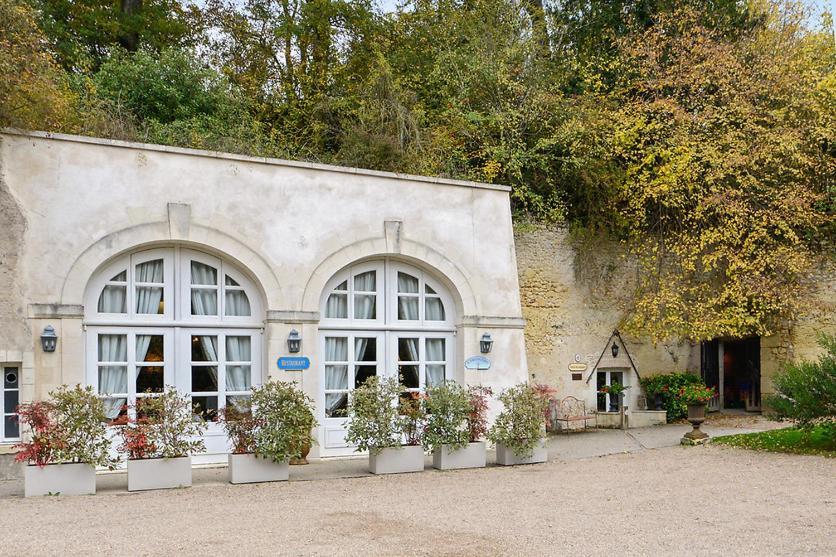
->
[480,333,494,354]
[41,325,58,353]
[611,341,619,358]
[287,329,302,354]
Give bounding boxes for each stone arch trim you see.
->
[300,237,478,317]
[61,222,282,308]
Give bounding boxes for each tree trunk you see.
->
[119,0,142,51]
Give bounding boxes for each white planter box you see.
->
[369,445,424,475]
[433,441,486,470]
[128,456,192,492]
[495,439,548,466]
[25,463,96,497]
[228,453,289,484]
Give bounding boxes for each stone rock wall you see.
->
[0,137,30,351]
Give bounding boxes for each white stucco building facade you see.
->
[0,130,528,463]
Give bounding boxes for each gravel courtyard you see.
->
[0,444,833,556]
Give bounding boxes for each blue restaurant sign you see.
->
[464,356,491,371]
[277,356,311,371]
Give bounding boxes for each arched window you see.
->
[84,247,264,434]
[318,259,456,455]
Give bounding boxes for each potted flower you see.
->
[222,381,317,484]
[679,384,715,442]
[599,382,626,409]
[345,376,425,474]
[117,387,205,491]
[16,385,115,497]
[424,382,488,470]
[488,383,550,465]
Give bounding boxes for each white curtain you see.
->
[353,271,376,319]
[135,259,164,314]
[398,273,419,320]
[225,336,251,392]
[425,339,446,387]
[98,285,126,313]
[325,337,348,415]
[191,261,218,315]
[425,297,445,321]
[225,290,251,316]
[98,334,127,419]
[196,335,219,391]
[326,293,347,318]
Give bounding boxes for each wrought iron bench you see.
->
[553,396,597,432]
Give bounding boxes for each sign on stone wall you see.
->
[277,356,310,371]
[568,362,588,372]
[464,356,491,370]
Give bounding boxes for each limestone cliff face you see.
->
[0,137,30,350]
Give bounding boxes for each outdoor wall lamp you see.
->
[611,341,619,358]
[480,333,494,354]
[287,329,302,353]
[41,325,58,353]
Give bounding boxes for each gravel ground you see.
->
[0,444,833,556]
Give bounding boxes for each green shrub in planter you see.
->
[346,376,403,454]
[118,387,206,459]
[423,381,471,452]
[640,373,705,421]
[488,383,550,459]
[250,380,317,462]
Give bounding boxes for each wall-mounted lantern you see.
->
[480,333,494,354]
[287,329,302,354]
[611,341,619,358]
[41,325,58,353]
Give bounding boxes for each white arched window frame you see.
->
[320,261,385,327]
[386,262,454,327]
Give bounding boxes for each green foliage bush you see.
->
[120,387,206,459]
[345,376,404,454]
[765,335,836,430]
[249,380,317,463]
[488,383,549,459]
[423,381,471,452]
[640,373,706,421]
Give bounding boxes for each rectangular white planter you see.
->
[228,453,289,484]
[433,441,486,470]
[127,456,192,492]
[25,463,96,497]
[369,445,425,475]
[495,439,548,466]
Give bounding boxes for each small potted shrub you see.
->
[679,384,715,441]
[424,382,489,470]
[222,381,317,484]
[489,383,550,465]
[16,385,115,497]
[117,387,206,491]
[346,376,425,474]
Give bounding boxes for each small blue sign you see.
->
[464,356,491,371]
[277,356,310,371]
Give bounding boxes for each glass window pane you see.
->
[98,334,127,362]
[98,366,127,394]
[103,398,127,422]
[399,365,419,389]
[136,286,164,314]
[397,272,419,293]
[191,261,217,285]
[325,393,347,418]
[325,365,348,390]
[192,396,218,421]
[192,366,218,392]
[192,336,218,362]
[136,259,164,283]
[426,365,445,387]
[226,395,251,414]
[326,293,348,318]
[398,338,419,362]
[397,297,419,320]
[225,275,240,286]
[4,415,19,438]
[4,368,19,388]
[191,288,218,315]
[334,280,347,291]
[225,290,251,316]
[425,284,437,294]
[354,294,376,319]
[4,391,19,414]
[136,335,164,363]
[226,336,251,361]
[226,365,251,392]
[136,366,164,393]
[611,372,623,386]
[353,271,376,292]
[111,270,127,282]
[325,337,348,362]
[98,285,127,313]
[355,338,376,361]
[426,338,445,361]
[355,365,376,389]
[425,298,445,321]
[597,372,606,390]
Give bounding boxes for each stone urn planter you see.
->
[127,456,192,492]
[433,442,486,470]
[369,445,425,475]
[228,453,289,484]
[495,439,548,466]
[682,402,709,444]
[24,463,97,497]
